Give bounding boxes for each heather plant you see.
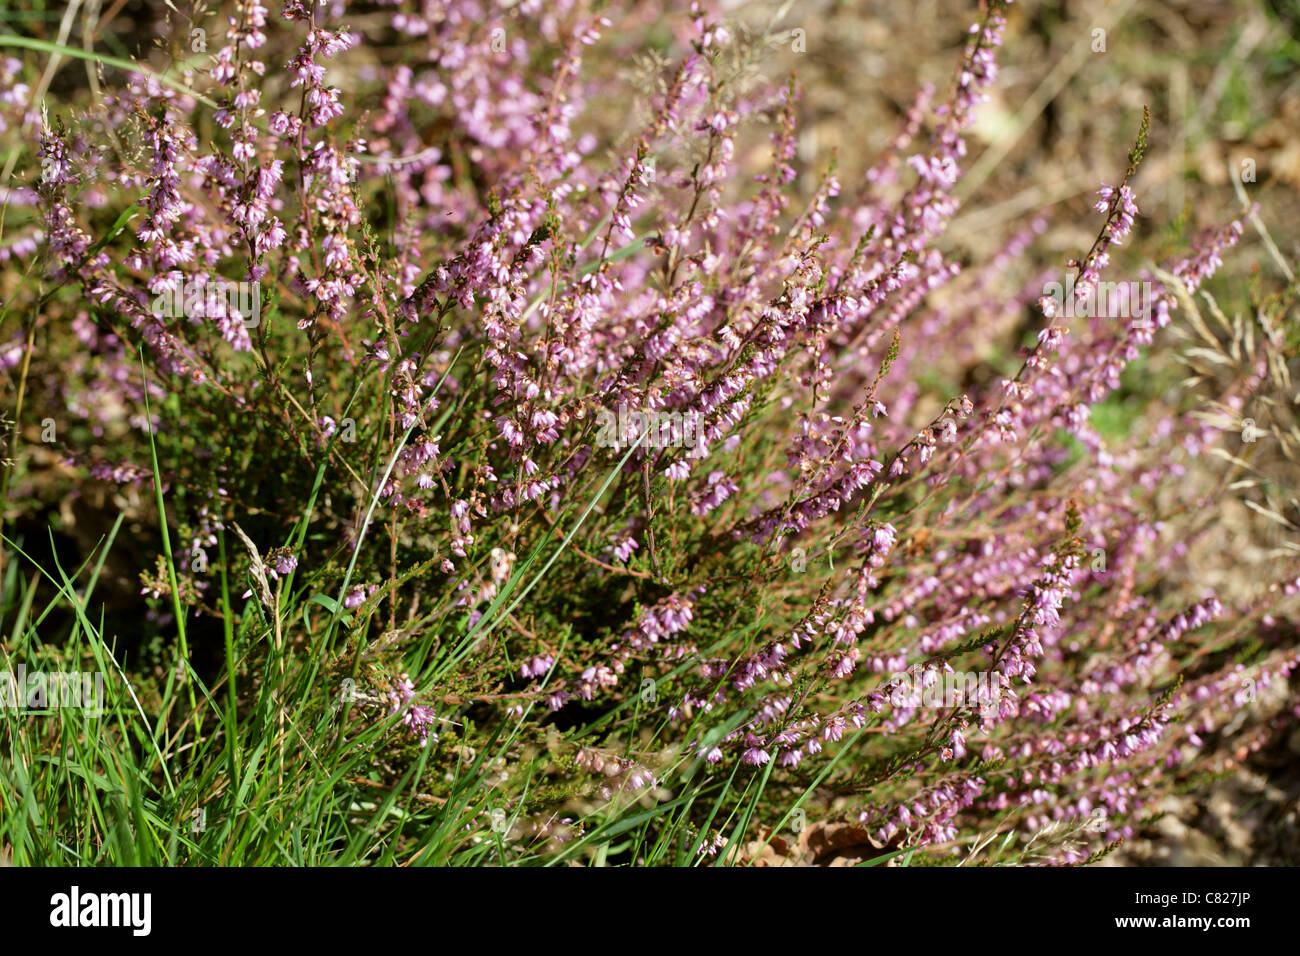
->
[1,0,1297,866]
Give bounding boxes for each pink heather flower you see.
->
[610,534,639,563]
[268,549,298,579]
[696,742,725,763]
[18,0,1295,864]
[387,675,438,745]
[520,655,554,680]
